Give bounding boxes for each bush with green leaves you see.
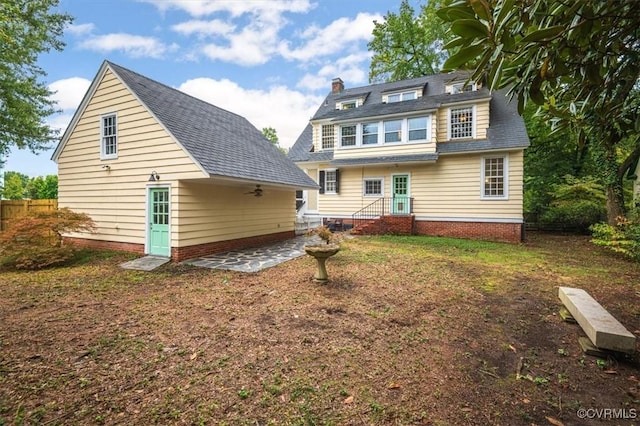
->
[0,208,95,270]
[539,176,607,232]
[590,209,640,262]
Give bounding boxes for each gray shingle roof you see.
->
[289,72,529,163]
[96,62,317,189]
[330,153,438,166]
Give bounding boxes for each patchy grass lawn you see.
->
[0,232,639,425]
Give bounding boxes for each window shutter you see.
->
[319,170,325,194]
[335,169,340,194]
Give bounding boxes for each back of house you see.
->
[288,72,529,243]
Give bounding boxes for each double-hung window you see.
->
[450,106,474,139]
[321,124,335,150]
[362,122,379,145]
[325,170,337,193]
[482,156,507,199]
[363,178,383,197]
[340,125,356,147]
[408,117,428,141]
[384,120,402,143]
[101,113,118,159]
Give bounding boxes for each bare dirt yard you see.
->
[1,232,639,425]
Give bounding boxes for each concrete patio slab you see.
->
[120,256,170,271]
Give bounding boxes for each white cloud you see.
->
[141,0,314,18]
[48,114,75,136]
[279,12,381,62]
[66,23,95,36]
[178,78,322,147]
[48,77,92,111]
[79,33,178,58]
[297,52,372,91]
[296,74,327,92]
[171,19,236,38]
[201,21,280,66]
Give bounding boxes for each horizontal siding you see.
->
[317,151,523,220]
[174,182,295,247]
[57,69,204,246]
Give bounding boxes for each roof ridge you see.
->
[336,71,467,94]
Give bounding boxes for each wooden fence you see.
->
[0,199,58,231]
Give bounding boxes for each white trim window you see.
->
[321,124,335,150]
[408,117,428,142]
[384,120,402,143]
[324,169,337,193]
[387,91,417,103]
[340,125,357,147]
[363,178,384,197]
[482,156,508,199]
[449,82,477,94]
[362,122,379,145]
[101,113,118,159]
[449,106,475,139]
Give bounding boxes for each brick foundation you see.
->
[64,230,296,262]
[353,215,414,235]
[64,237,145,256]
[414,220,523,243]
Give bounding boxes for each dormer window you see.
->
[336,99,360,110]
[448,81,477,94]
[386,91,417,103]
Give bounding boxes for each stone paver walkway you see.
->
[184,235,321,272]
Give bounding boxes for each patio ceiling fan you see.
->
[244,184,263,197]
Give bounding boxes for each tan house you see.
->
[288,72,530,243]
[52,61,317,261]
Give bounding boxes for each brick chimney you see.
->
[331,77,344,94]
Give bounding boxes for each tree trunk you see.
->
[606,183,625,225]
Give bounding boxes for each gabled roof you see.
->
[289,72,529,163]
[52,61,317,190]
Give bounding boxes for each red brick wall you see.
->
[64,230,296,262]
[64,237,145,255]
[414,220,523,243]
[353,215,414,235]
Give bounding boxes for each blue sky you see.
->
[4,0,420,178]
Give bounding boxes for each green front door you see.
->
[392,174,409,215]
[149,188,170,257]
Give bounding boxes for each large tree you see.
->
[1,171,29,199]
[368,0,451,83]
[26,174,58,199]
[438,0,640,223]
[0,0,72,167]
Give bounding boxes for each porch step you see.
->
[558,287,636,354]
[350,219,379,235]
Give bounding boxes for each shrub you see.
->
[0,208,95,270]
[539,176,607,232]
[590,210,640,262]
[540,200,607,232]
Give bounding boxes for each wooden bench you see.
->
[558,287,636,354]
